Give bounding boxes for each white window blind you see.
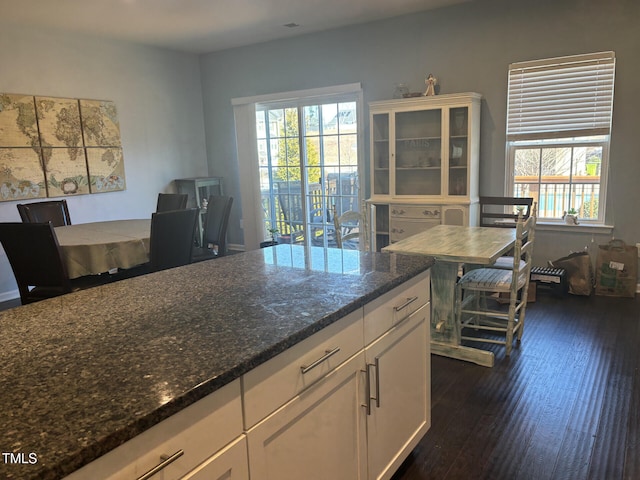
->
[507,51,615,141]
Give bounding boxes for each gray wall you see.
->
[0,25,208,300]
[199,0,640,268]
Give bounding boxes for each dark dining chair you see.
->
[17,199,72,227]
[156,193,188,213]
[149,208,199,271]
[0,222,105,305]
[192,195,233,262]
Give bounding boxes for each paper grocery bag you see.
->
[595,239,638,298]
[551,251,593,296]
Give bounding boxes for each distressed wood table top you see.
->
[383,225,517,265]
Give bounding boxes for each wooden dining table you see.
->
[383,225,517,367]
[54,219,151,279]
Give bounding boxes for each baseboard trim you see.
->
[0,289,19,303]
[228,243,245,252]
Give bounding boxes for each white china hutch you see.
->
[367,93,481,250]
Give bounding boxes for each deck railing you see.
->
[261,176,359,243]
[515,175,599,220]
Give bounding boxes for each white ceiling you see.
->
[0,0,470,54]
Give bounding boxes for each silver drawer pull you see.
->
[137,449,184,480]
[362,364,372,415]
[301,347,341,374]
[394,296,418,312]
[373,356,381,408]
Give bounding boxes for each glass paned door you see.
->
[395,109,441,196]
[448,107,468,196]
[257,100,359,247]
[372,113,389,195]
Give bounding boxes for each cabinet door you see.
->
[365,304,431,480]
[182,436,249,480]
[372,113,390,196]
[442,204,469,226]
[247,352,367,480]
[394,108,442,196]
[448,106,470,197]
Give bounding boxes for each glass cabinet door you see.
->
[448,107,469,196]
[394,109,442,196]
[372,113,390,195]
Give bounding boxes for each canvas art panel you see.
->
[0,93,126,201]
[0,147,47,201]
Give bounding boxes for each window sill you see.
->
[536,221,613,234]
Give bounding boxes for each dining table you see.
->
[54,219,151,279]
[383,224,517,367]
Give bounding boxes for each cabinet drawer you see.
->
[181,435,249,480]
[364,270,430,345]
[390,218,441,242]
[243,309,364,429]
[65,379,243,480]
[390,205,441,219]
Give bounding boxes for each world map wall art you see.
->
[0,93,126,201]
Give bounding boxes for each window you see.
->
[506,52,615,223]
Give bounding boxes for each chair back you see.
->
[333,205,367,250]
[511,204,537,282]
[274,182,323,243]
[149,208,199,271]
[479,196,533,228]
[0,222,72,304]
[156,193,188,212]
[202,195,233,256]
[17,200,72,227]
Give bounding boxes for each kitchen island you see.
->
[0,245,433,480]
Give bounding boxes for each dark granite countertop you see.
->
[0,245,433,480]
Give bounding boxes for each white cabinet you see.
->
[246,352,368,480]
[181,436,249,480]
[363,270,430,480]
[368,93,481,250]
[64,379,245,480]
[246,270,431,480]
[365,304,430,480]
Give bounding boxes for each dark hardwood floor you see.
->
[393,291,640,480]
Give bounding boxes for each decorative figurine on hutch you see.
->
[424,73,437,96]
